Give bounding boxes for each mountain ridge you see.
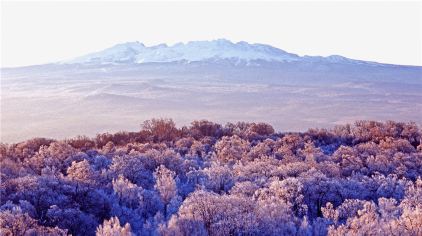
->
[63,39,382,66]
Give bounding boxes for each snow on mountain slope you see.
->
[65,39,352,65]
[64,39,386,66]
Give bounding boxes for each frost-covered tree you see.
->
[214,135,250,164]
[96,217,133,236]
[66,159,97,184]
[112,175,143,208]
[154,165,178,216]
[0,206,67,235]
[1,119,421,235]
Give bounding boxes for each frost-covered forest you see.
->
[1,119,421,235]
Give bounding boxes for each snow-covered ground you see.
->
[2,58,421,143]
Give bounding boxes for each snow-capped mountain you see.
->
[64,39,372,65]
[3,39,421,143]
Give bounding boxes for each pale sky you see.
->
[1,1,421,67]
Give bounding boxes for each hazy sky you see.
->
[2,1,421,67]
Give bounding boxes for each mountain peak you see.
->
[64,39,371,65]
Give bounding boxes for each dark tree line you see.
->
[1,119,421,235]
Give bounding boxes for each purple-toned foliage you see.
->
[1,119,421,235]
